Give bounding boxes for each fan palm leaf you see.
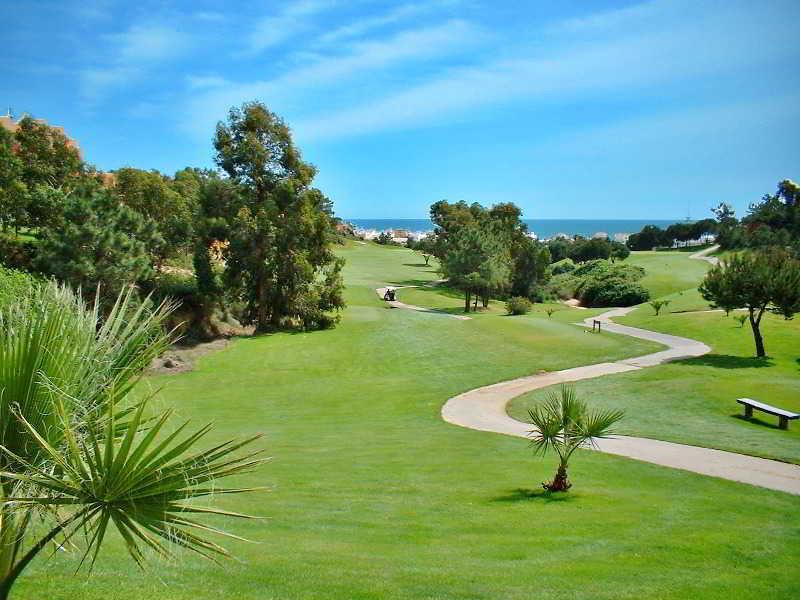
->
[0,282,266,600]
[527,385,623,491]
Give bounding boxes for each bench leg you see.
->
[779,416,788,430]
[744,405,753,419]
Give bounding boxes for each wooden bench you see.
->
[737,398,799,430]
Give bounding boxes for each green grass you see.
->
[625,250,711,298]
[18,242,800,599]
[510,250,800,464]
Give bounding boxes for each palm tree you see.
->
[527,385,623,492]
[0,283,266,600]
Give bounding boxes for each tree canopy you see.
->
[699,247,800,357]
[211,102,344,331]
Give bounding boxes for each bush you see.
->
[578,276,650,307]
[550,258,576,275]
[0,265,37,309]
[506,296,532,315]
[546,272,579,300]
[546,259,649,307]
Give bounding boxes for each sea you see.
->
[346,218,681,239]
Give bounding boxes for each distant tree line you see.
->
[625,219,718,251]
[0,102,346,337]
[623,180,799,253]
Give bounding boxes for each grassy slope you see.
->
[510,250,800,463]
[19,242,800,599]
[625,250,711,298]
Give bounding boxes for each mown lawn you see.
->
[509,249,800,463]
[625,250,711,298]
[18,242,800,600]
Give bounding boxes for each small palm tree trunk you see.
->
[544,464,572,492]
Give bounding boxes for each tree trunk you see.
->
[748,308,766,358]
[482,293,489,308]
[543,464,572,492]
[464,291,471,313]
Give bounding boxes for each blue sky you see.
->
[3,0,799,219]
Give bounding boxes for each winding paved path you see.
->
[443,307,800,495]
[439,247,800,495]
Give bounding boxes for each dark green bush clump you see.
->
[0,235,38,271]
[506,296,533,315]
[550,258,576,275]
[545,259,649,307]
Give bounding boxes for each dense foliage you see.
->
[35,189,161,302]
[212,102,345,331]
[547,260,649,307]
[0,104,346,337]
[430,200,549,311]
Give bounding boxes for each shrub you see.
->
[550,258,576,275]
[578,276,650,307]
[506,296,532,315]
[572,260,649,307]
[0,265,36,309]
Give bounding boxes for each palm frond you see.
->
[1,399,267,570]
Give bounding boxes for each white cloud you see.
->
[184,19,483,137]
[317,4,427,45]
[245,0,334,54]
[291,0,800,140]
[107,24,191,63]
[80,22,192,103]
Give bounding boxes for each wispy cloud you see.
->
[184,19,484,137]
[108,24,191,63]
[80,22,192,104]
[317,4,428,45]
[186,75,230,90]
[291,0,800,141]
[245,0,333,54]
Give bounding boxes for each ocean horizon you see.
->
[346,218,684,239]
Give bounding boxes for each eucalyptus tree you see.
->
[213,102,344,331]
[0,284,265,599]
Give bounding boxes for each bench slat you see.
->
[737,398,799,419]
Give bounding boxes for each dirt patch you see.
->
[148,327,254,375]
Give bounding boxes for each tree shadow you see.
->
[674,354,773,369]
[490,488,575,504]
[387,278,434,287]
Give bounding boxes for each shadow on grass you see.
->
[387,278,436,287]
[402,262,434,268]
[491,488,575,503]
[731,414,787,430]
[675,354,773,369]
